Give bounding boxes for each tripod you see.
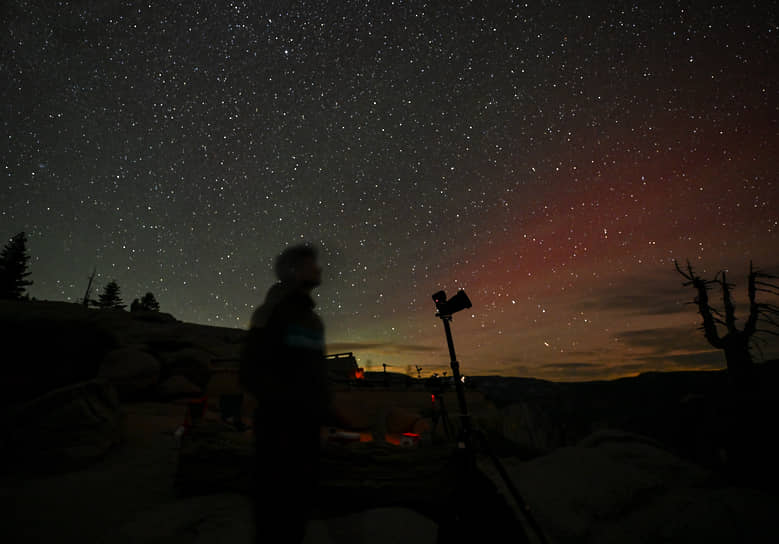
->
[436,310,549,544]
[430,390,454,442]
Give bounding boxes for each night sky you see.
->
[2,1,777,380]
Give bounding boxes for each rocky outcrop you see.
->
[98,347,161,400]
[2,378,126,474]
[2,300,242,405]
[480,430,779,544]
[159,347,212,389]
[1,300,119,407]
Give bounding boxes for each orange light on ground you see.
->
[322,427,374,445]
[354,368,365,380]
[385,432,421,447]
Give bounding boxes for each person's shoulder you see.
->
[278,290,315,310]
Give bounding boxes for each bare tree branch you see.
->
[755,288,779,296]
[757,303,779,315]
[754,280,779,289]
[674,259,692,281]
[745,261,759,337]
[675,259,723,348]
[721,270,738,334]
[758,314,779,329]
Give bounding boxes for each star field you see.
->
[2,1,777,379]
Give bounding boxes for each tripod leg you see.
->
[439,396,454,440]
[473,431,549,544]
[436,445,532,544]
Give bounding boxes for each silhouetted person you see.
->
[240,244,331,543]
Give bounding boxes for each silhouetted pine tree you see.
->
[97,280,126,310]
[0,231,33,300]
[139,291,160,311]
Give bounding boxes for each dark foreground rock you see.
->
[98,347,162,400]
[1,378,126,474]
[472,362,779,494]
[0,300,119,407]
[106,494,438,544]
[481,430,779,544]
[1,299,245,406]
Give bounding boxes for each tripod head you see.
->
[432,289,472,317]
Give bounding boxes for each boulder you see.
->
[98,348,161,400]
[1,300,119,407]
[480,430,779,544]
[159,347,212,389]
[156,375,202,400]
[2,378,126,474]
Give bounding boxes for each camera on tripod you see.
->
[429,285,549,543]
[432,289,472,316]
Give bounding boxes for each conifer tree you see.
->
[0,231,33,300]
[139,291,160,311]
[97,280,126,310]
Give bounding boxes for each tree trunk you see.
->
[722,332,753,385]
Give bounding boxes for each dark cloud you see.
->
[480,364,534,377]
[610,326,728,370]
[639,350,724,369]
[577,262,779,324]
[577,293,688,315]
[575,271,690,316]
[615,325,709,353]
[327,341,438,355]
[538,362,600,370]
[532,361,652,381]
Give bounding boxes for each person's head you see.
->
[274,244,321,290]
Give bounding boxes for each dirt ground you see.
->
[3,401,189,542]
[1,400,440,543]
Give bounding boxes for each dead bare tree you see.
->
[674,259,779,384]
[82,267,96,307]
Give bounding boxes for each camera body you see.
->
[432,289,472,316]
